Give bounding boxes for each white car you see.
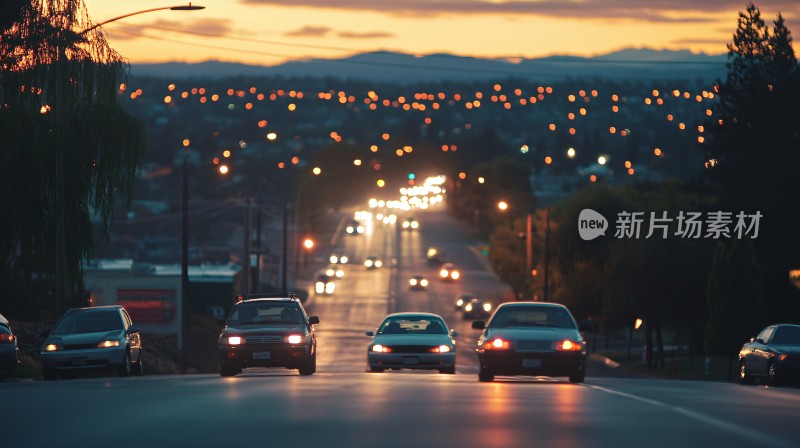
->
[366,312,456,374]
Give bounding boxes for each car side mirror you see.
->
[749,337,755,343]
[127,325,140,334]
[450,330,459,337]
[471,321,486,330]
[365,330,374,337]
[308,316,320,325]
[579,321,595,333]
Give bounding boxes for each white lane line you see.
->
[587,385,796,448]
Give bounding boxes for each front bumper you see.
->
[368,352,455,370]
[477,351,585,377]
[40,346,126,372]
[219,343,312,369]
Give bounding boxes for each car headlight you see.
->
[456,299,464,307]
[346,226,354,233]
[375,260,382,267]
[555,340,582,351]
[420,279,429,287]
[410,279,418,286]
[326,269,335,276]
[325,282,335,293]
[430,345,452,353]
[44,343,61,352]
[411,222,419,229]
[451,271,460,280]
[357,226,365,233]
[227,336,243,345]
[365,260,373,267]
[483,303,492,312]
[371,344,392,353]
[464,304,473,312]
[336,270,344,278]
[285,334,305,344]
[97,340,121,348]
[484,338,511,350]
[340,256,349,264]
[440,269,449,277]
[330,255,338,264]
[315,282,325,293]
[403,222,410,228]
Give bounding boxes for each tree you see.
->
[0,1,146,316]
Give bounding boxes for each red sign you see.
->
[117,289,176,324]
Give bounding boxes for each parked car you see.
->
[217,295,319,376]
[0,313,19,377]
[472,302,591,383]
[40,305,143,380]
[366,312,456,374]
[739,324,800,386]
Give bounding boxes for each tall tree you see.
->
[0,0,146,316]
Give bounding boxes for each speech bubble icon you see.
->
[578,209,608,241]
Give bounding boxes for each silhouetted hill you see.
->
[131,48,727,82]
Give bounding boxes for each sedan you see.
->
[408,275,429,290]
[439,263,460,281]
[0,313,19,377]
[739,324,800,386]
[401,217,419,230]
[314,273,336,295]
[325,265,345,279]
[472,302,590,383]
[366,312,456,374]
[40,305,143,380]
[364,256,383,269]
[461,298,493,320]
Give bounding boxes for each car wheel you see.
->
[42,368,57,381]
[439,367,456,374]
[569,368,585,384]
[132,351,144,376]
[219,361,240,377]
[767,361,781,386]
[118,350,132,377]
[368,364,384,373]
[739,360,753,385]
[478,367,494,382]
[299,352,317,376]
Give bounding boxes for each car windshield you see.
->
[228,302,304,325]
[53,310,123,334]
[489,306,576,329]
[377,316,447,335]
[771,326,800,346]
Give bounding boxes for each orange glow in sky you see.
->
[82,1,799,66]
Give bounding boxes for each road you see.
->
[2,207,799,448]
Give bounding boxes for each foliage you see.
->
[0,1,145,316]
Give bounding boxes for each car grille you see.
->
[516,341,554,352]
[388,345,435,353]
[245,335,282,344]
[63,343,98,350]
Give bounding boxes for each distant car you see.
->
[315,273,336,295]
[329,250,349,264]
[40,305,143,380]
[439,263,460,281]
[461,298,493,320]
[366,312,456,374]
[472,302,590,383]
[364,256,383,269]
[409,275,429,290]
[0,313,19,377]
[739,324,800,386]
[426,247,445,263]
[345,220,365,235]
[218,295,319,377]
[401,217,419,230]
[325,265,345,278]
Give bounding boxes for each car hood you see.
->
[223,325,306,335]
[372,334,454,346]
[484,327,581,342]
[49,330,124,345]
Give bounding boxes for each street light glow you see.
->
[303,238,314,250]
[497,201,509,211]
[218,165,229,175]
[313,167,322,175]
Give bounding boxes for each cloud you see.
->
[337,31,394,39]
[284,26,332,37]
[239,0,800,23]
[104,18,235,39]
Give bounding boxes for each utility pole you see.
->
[253,191,262,292]
[282,200,288,295]
[180,155,189,372]
[543,206,550,302]
[242,192,251,294]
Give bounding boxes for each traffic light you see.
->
[408,172,416,180]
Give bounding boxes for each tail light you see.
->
[555,340,582,351]
[484,338,511,350]
[0,333,14,343]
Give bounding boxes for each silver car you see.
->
[41,305,143,380]
[366,312,457,374]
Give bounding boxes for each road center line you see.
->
[586,385,796,448]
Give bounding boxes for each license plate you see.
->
[253,352,271,360]
[403,356,419,365]
[522,358,542,368]
[71,357,87,366]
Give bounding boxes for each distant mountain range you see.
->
[130,48,728,83]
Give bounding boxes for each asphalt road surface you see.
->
[2,206,799,448]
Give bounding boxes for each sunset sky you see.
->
[82,0,800,66]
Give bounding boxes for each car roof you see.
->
[66,305,123,313]
[383,312,443,319]
[496,301,570,310]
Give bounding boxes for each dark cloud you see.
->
[284,26,332,37]
[239,0,800,23]
[337,31,394,39]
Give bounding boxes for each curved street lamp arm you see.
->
[79,4,205,35]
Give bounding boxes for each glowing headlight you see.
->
[440,269,449,278]
[456,299,464,307]
[411,221,419,229]
[330,255,338,264]
[375,260,382,267]
[410,279,418,286]
[464,304,473,312]
[420,279,429,287]
[326,268,335,276]
[451,271,460,280]
[346,226,355,233]
[97,340,120,348]
[372,344,391,353]
[285,335,305,344]
[340,256,349,264]
[403,221,410,228]
[357,226,365,233]
[227,336,243,345]
[315,282,325,293]
[44,343,60,352]
[483,303,492,312]
[365,260,373,267]
[325,282,336,294]
[430,345,452,353]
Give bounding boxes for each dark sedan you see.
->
[218,295,319,377]
[472,302,590,383]
[739,324,800,386]
[0,313,19,377]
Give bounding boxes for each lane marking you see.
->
[587,384,796,448]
